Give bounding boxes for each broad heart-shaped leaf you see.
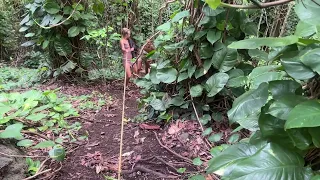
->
[199,114,211,125]
[212,44,238,72]
[248,49,268,61]
[267,95,307,120]
[309,127,320,148]
[172,10,190,22]
[226,69,247,88]
[157,22,171,32]
[228,83,268,128]
[269,80,302,99]
[33,140,55,149]
[205,73,229,97]
[203,6,224,16]
[287,128,313,150]
[207,29,221,44]
[259,113,294,148]
[248,65,285,89]
[225,143,312,180]
[0,123,23,140]
[295,21,317,37]
[295,0,320,25]
[207,143,259,175]
[44,0,60,14]
[49,145,66,161]
[301,48,320,74]
[285,100,320,129]
[156,68,178,83]
[169,96,184,106]
[208,133,222,143]
[177,72,188,82]
[228,35,299,49]
[190,85,203,98]
[281,58,316,80]
[149,68,160,84]
[205,0,221,10]
[54,37,72,56]
[68,26,80,37]
[17,139,34,147]
[150,99,166,111]
[26,113,48,121]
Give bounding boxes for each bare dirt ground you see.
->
[39,81,212,180]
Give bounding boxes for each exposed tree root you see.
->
[121,165,178,179]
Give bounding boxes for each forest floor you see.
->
[41,81,213,180]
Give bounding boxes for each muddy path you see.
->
[54,82,207,180]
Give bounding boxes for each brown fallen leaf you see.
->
[168,124,181,135]
[139,123,161,130]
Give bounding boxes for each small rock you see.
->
[101,132,105,135]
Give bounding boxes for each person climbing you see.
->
[120,28,137,87]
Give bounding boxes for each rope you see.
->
[118,49,128,180]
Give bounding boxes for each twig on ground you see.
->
[121,165,178,179]
[22,169,51,180]
[21,130,50,140]
[0,152,46,158]
[153,132,193,164]
[154,156,178,172]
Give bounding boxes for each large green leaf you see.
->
[226,69,247,88]
[248,65,285,89]
[0,123,23,139]
[26,113,48,121]
[205,73,229,97]
[228,36,299,49]
[212,44,238,72]
[207,143,259,175]
[248,49,268,61]
[309,127,320,148]
[228,83,268,130]
[44,0,60,14]
[68,26,80,37]
[156,68,178,83]
[286,100,320,129]
[225,143,312,180]
[54,37,72,56]
[207,29,221,44]
[172,10,190,22]
[49,145,66,161]
[17,139,34,147]
[301,48,320,74]
[269,80,302,99]
[267,95,307,120]
[203,6,224,17]
[190,85,203,97]
[295,21,317,37]
[295,0,320,25]
[287,128,312,150]
[205,0,221,9]
[259,113,293,147]
[157,22,171,32]
[281,58,316,80]
[33,140,55,149]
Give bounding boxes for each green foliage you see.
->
[0,89,83,162]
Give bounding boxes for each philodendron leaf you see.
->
[156,68,178,83]
[33,140,55,149]
[205,73,229,97]
[281,57,316,80]
[49,145,66,161]
[248,65,285,89]
[228,36,299,49]
[205,0,221,9]
[207,29,221,44]
[0,123,23,140]
[228,83,268,131]
[268,80,302,99]
[207,143,312,180]
[295,0,320,25]
[172,10,190,22]
[190,85,203,97]
[285,100,320,129]
[17,139,34,147]
[150,99,166,111]
[301,48,320,74]
[212,44,238,72]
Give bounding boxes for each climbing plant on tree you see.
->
[135,0,320,179]
[20,0,104,77]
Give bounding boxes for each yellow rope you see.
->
[118,50,128,180]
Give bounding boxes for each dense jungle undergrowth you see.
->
[1,0,320,179]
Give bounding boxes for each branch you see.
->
[221,0,294,9]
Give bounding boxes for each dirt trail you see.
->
[56,82,200,180]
